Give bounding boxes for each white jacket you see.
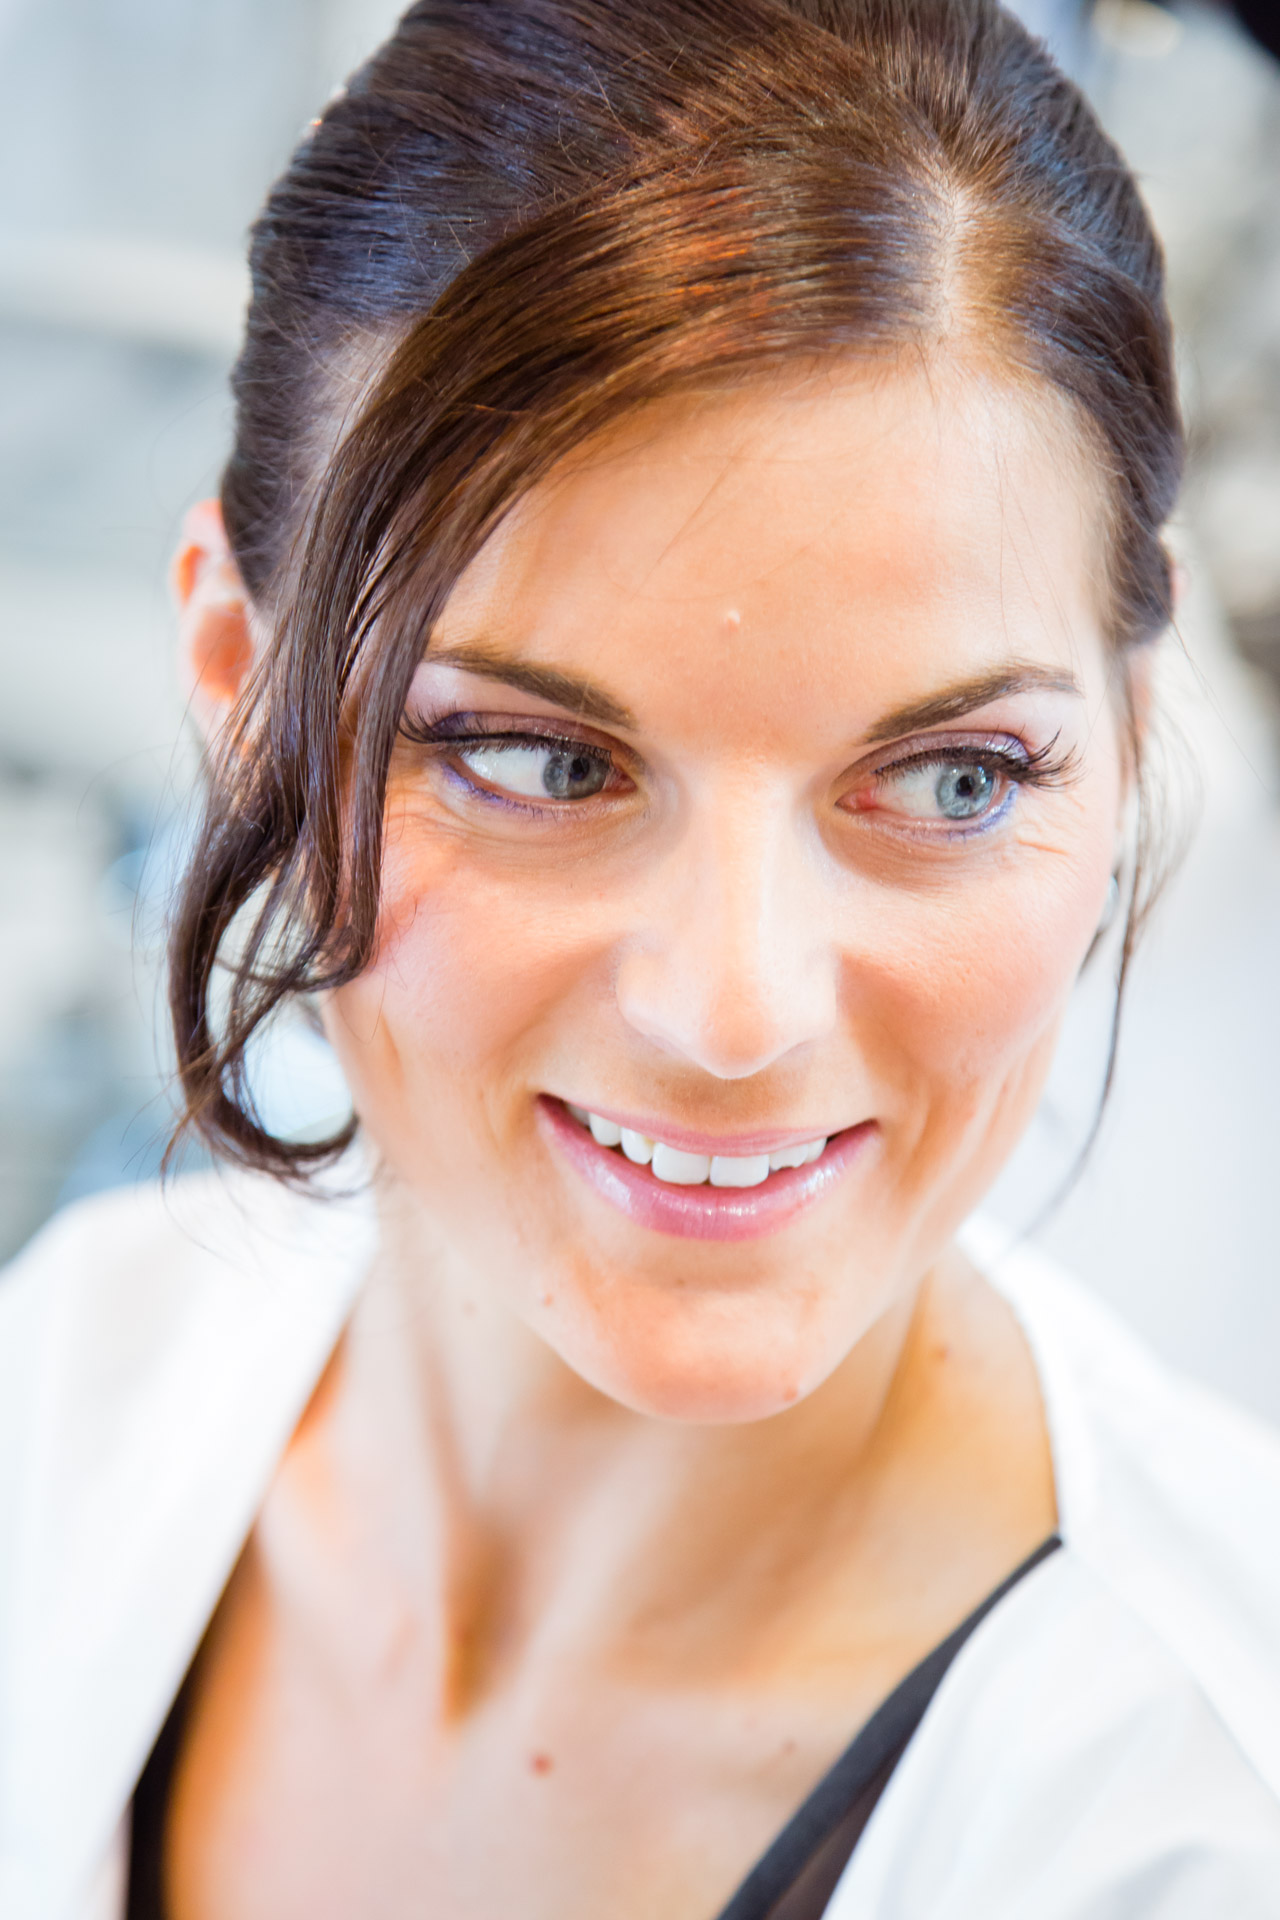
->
[2,1173,1280,1919]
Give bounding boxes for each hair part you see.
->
[170,0,1184,1179]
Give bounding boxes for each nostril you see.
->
[615,963,835,1081]
[613,842,839,1078]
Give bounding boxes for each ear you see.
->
[172,498,258,738]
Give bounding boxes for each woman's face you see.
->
[323,360,1128,1421]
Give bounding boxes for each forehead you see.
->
[432,358,1109,731]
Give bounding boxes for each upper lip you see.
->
[553,1097,858,1158]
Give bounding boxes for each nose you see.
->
[613,780,839,1079]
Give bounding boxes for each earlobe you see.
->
[172,498,258,736]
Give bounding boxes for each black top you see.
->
[127,1534,1061,1920]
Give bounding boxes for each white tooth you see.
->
[804,1138,827,1163]
[620,1128,654,1165]
[588,1112,623,1148]
[567,1103,590,1126]
[650,1142,712,1185]
[709,1153,770,1188]
[768,1143,810,1172]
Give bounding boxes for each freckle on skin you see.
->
[530,1751,554,1775]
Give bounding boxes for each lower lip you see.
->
[538,1097,875,1242]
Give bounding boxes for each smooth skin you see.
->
[164,356,1133,1919]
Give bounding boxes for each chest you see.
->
[158,1543,903,1920]
[146,1263,1060,1917]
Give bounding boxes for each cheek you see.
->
[326,801,606,1122]
[856,834,1113,1150]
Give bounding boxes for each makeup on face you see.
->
[539,1096,875,1243]
[325,361,1127,1417]
[399,657,1082,842]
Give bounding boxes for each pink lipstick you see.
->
[539,1096,874,1241]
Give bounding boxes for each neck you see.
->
[321,1180,1055,1728]
[343,1178,936,1624]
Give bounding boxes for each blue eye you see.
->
[878,756,1004,823]
[455,738,612,802]
[934,762,997,819]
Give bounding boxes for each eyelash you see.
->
[887,736,1074,784]
[855,735,1078,835]
[399,714,624,816]
[399,713,1078,830]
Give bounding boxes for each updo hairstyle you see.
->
[169,0,1183,1180]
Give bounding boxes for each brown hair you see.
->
[170,0,1182,1180]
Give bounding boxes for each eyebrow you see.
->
[422,645,636,729]
[863,664,1083,743]
[423,647,1080,743]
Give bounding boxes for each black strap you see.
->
[126,1669,194,1920]
[713,1534,1063,1920]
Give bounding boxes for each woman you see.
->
[3,1,1280,1914]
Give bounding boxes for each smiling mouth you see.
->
[541,1096,872,1242]
[564,1103,828,1187]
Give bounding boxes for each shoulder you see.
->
[0,1161,371,1294]
[0,1172,372,1920]
[0,1169,374,1561]
[962,1217,1280,1807]
[834,1546,1280,1917]
[0,1167,374,1393]
[0,1172,371,1492]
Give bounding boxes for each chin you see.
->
[534,1275,856,1424]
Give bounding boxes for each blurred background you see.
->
[0,1,1277,1413]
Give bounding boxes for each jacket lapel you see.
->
[1,1172,371,1920]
